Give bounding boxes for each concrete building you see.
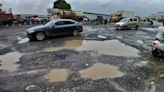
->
[116,10,134,18]
[83,12,111,20]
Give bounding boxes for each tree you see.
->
[0,4,2,12]
[53,0,71,10]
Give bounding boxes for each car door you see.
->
[49,21,66,36]
[62,21,76,35]
[127,19,133,28]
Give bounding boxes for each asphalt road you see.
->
[0,25,163,92]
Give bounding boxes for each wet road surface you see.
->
[0,25,163,92]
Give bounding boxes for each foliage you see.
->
[53,0,71,10]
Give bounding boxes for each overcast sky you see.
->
[0,0,164,16]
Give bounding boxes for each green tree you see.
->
[53,0,71,10]
[0,4,2,12]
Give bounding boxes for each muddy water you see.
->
[77,40,140,57]
[0,52,22,72]
[43,69,70,82]
[79,63,124,80]
[43,39,140,57]
[43,40,82,52]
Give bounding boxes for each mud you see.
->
[77,40,140,57]
[79,63,124,80]
[0,52,22,72]
[43,69,70,82]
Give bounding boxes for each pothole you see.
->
[77,40,140,57]
[43,69,70,82]
[43,40,82,52]
[79,63,124,80]
[43,39,140,57]
[0,52,22,72]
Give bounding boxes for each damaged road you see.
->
[0,25,163,92]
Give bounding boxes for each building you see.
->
[116,10,134,18]
[83,12,111,20]
[151,12,164,20]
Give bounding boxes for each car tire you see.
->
[123,26,128,30]
[35,32,46,41]
[73,30,80,36]
[135,25,139,30]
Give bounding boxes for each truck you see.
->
[47,8,84,21]
[0,4,14,25]
[0,12,14,25]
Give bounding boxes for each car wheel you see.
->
[123,26,128,30]
[73,30,79,36]
[135,25,138,30]
[35,32,46,41]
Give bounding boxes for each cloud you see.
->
[0,0,164,16]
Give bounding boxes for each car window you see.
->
[64,21,75,25]
[129,19,133,22]
[55,21,65,25]
[134,18,137,21]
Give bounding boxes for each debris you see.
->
[85,63,89,67]
[97,35,107,39]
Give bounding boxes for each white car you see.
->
[115,17,139,30]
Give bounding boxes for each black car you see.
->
[26,19,83,41]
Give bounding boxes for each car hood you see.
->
[115,22,126,26]
[27,25,47,31]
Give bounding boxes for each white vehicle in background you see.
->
[115,17,139,30]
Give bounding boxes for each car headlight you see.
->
[27,30,35,34]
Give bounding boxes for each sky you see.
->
[0,0,164,16]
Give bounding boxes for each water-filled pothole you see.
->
[79,63,124,80]
[0,52,22,72]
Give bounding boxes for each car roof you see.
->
[51,19,77,23]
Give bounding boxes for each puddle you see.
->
[17,37,29,44]
[43,40,82,52]
[79,63,124,80]
[0,52,22,72]
[43,69,70,82]
[77,40,140,57]
[43,40,140,57]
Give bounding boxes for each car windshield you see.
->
[120,18,129,22]
[45,21,54,27]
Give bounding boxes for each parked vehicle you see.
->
[26,19,83,41]
[115,17,139,30]
[47,8,84,21]
[0,12,14,25]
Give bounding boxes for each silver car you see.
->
[115,17,139,30]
